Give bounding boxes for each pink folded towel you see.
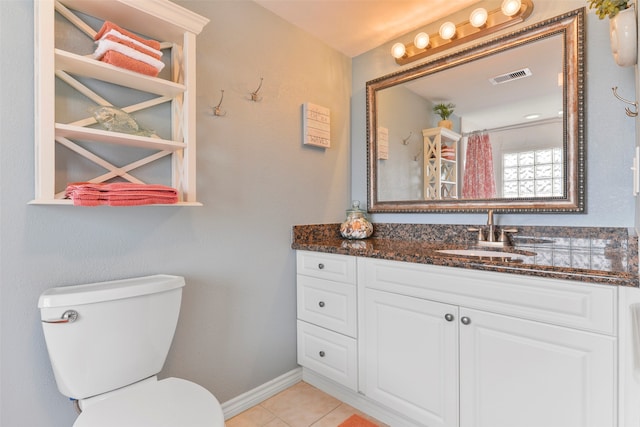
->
[93,21,163,77]
[95,21,161,51]
[102,33,162,60]
[93,39,165,72]
[65,182,178,206]
[99,51,161,77]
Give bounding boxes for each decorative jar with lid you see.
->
[340,200,373,239]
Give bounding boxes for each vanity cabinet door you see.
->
[363,289,459,427]
[458,308,616,427]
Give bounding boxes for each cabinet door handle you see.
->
[460,316,471,325]
[318,263,325,269]
[318,301,325,307]
[444,313,455,322]
[319,351,326,357]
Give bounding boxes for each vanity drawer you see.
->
[297,320,357,391]
[297,251,356,284]
[297,275,356,337]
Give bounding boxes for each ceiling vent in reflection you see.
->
[489,68,532,85]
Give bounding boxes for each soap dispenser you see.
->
[340,200,373,239]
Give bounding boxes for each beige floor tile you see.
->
[261,382,341,427]
[263,418,291,427]
[225,405,276,427]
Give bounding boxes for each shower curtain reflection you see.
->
[462,132,497,199]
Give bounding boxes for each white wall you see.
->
[352,0,637,226]
[0,1,350,426]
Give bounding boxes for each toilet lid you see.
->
[73,378,224,427]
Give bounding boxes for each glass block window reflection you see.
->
[503,148,563,197]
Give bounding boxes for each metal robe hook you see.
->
[401,131,413,145]
[612,86,638,117]
[250,77,263,102]
[212,90,227,117]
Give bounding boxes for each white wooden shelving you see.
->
[33,0,209,205]
[423,127,461,200]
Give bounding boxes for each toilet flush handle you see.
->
[42,310,78,324]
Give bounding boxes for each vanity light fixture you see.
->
[501,0,522,17]
[391,42,407,59]
[469,8,488,28]
[392,0,534,65]
[414,32,430,49]
[439,22,457,40]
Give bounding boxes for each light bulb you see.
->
[414,32,430,49]
[469,8,488,27]
[501,0,522,17]
[391,42,406,59]
[439,22,456,40]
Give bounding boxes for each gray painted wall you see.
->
[351,0,637,227]
[0,1,350,426]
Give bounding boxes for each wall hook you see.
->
[212,90,227,117]
[401,131,413,145]
[612,86,638,117]
[250,77,263,102]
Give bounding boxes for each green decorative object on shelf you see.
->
[433,102,455,130]
[91,106,159,138]
[433,102,455,120]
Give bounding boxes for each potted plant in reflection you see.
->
[433,102,455,130]
[588,0,636,66]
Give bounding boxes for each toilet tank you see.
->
[38,275,185,400]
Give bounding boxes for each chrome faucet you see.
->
[468,210,517,247]
[486,209,496,242]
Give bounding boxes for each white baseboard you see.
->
[220,367,303,419]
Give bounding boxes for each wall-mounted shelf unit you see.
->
[33,0,209,206]
[423,127,461,200]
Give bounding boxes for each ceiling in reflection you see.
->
[403,35,563,131]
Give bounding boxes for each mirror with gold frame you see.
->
[366,8,584,213]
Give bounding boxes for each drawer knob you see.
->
[318,301,325,307]
[319,351,326,357]
[461,316,471,325]
[444,313,454,322]
[318,263,325,269]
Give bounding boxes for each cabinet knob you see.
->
[444,313,454,322]
[319,351,326,357]
[318,301,325,308]
[318,263,325,269]
[461,316,471,325]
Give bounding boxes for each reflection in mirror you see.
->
[367,8,584,213]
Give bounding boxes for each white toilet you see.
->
[38,274,225,427]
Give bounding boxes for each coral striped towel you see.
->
[95,21,161,51]
[93,39,165,73]
[93,21,164,77]
[97,50,162,77]
[65,182,178,206]
[101,30,163,59]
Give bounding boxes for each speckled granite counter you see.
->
[292,223,639,287]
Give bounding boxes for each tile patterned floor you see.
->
[225,381,387,427]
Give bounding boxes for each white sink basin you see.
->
[436,249,526,258]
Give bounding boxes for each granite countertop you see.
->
[292,223,639,287]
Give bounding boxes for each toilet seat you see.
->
[73,377,224,427]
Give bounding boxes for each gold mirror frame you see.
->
[366,8,584,213]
